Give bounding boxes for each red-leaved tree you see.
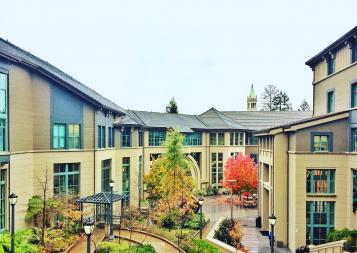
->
[223,153,258,199]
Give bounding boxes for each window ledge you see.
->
[307,193,336,197]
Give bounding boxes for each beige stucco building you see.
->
[257,26,357,251]
[0,37,311,232]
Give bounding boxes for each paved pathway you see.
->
[202,196,291,253]
[115,230,181,253]
[68,229,105,253]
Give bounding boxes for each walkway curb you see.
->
[121,228,186,253]
[206,217,244,253]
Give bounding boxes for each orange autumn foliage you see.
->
[223,153,258,195]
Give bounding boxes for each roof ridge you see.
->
[0,37,125,114]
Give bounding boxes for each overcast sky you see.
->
[0,1,356,114]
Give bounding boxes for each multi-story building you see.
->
[257,26,357,251]
[0,37,310,231]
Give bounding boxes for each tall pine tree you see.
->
[166,98,178,114]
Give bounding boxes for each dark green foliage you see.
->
[0,230,39,253]
[160,209,179,230]
[213,218,235,246]
[165,98,178,114]
[128,244,157,253]
[184,213,205,230]
[327,228,357,247]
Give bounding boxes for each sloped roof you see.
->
[249,84,256,98]
[0,38,126,115]
[120,110,208,132]
[78,192,127,204]
[199,108,247,130]
[222,111,313,131]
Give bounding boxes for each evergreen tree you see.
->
[272,90,292,111]
[260,85,279,111]
[298,99,311,111]
[166,98,178,114]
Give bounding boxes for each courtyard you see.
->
[202,196,290,253]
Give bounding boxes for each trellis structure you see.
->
[77,192,127,224]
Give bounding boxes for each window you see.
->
[101,159,111,191]
[306,169,335,194]
[230,133,239,146]
[138,156,143,206]
[121,128,132,147]
[68,124,80,149]
[306,201,334,245]
[239,133,244,146]
[0,73,7,152]
[246,132,258,145]
[327,57,335,75]
[0,170,6,230]
[327,90,334,113]
[108,127,115,148]
[230,152,238,157]
[148,130,166,146]
[352,129,357,152]
[353,170,357,212]
[98,125,106,148]
[352,43,357,63]
[352,83,357,108]
[53,124,66,149]
[54,163,80,195]
[122,157,130,207]
[138,131,143,147]
[184,132,202,146]
[0,119,5,152]
[312,133,332,152]
[218,133,225,145]
[209,133,217,145]
[211,153,223,187]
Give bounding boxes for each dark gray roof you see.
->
[222,111,313,131]
[120,110,208,132]
[0,38,126,115]
[78,192,127,204]
[199,108,247,130]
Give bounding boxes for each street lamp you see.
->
[9,193,17,253]
[109,179,115,241]
[83,218,95,253]
[227,179,236,221]
[198,197,204,239]
[269,214,277,253]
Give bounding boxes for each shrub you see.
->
[229,222,243,248]
[214,218,235,245]
[0,230,39,253]
[97,241,129,253]
[185,213,205,230]
[128,244,157,253]
[188,239,220,253]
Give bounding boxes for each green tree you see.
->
[260,85,279,111]
[166,98,178,114]
[272,90,292,111]
[298,99,311,111]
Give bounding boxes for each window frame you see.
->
[53,123,66,149]
[311,132,333,152]
[306,169,335,194]
[352,128,357,152]
[184,132,202,146]
[351,82,357,108]
[327,89,335,113]
[148,130,166,146]
[101,159,111,192]
[68,124,81,149]
[53,163,80,196]
[138,130,143,147]
[211,152,223,188]
[121,127,132,147]
[0,71,7,152]
[352,169,357,212]
[122,157,130,207]
[0,169,6,231]
[327,57,335,76]
[306,201,335,245]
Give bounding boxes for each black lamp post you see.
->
[227,179,236,221]
[9,193,18,253]
[83,218,95,253]
[109,179,115,241]
[198,197,204,239]
[269,214,277,253]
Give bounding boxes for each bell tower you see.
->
[247,84,257,111]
